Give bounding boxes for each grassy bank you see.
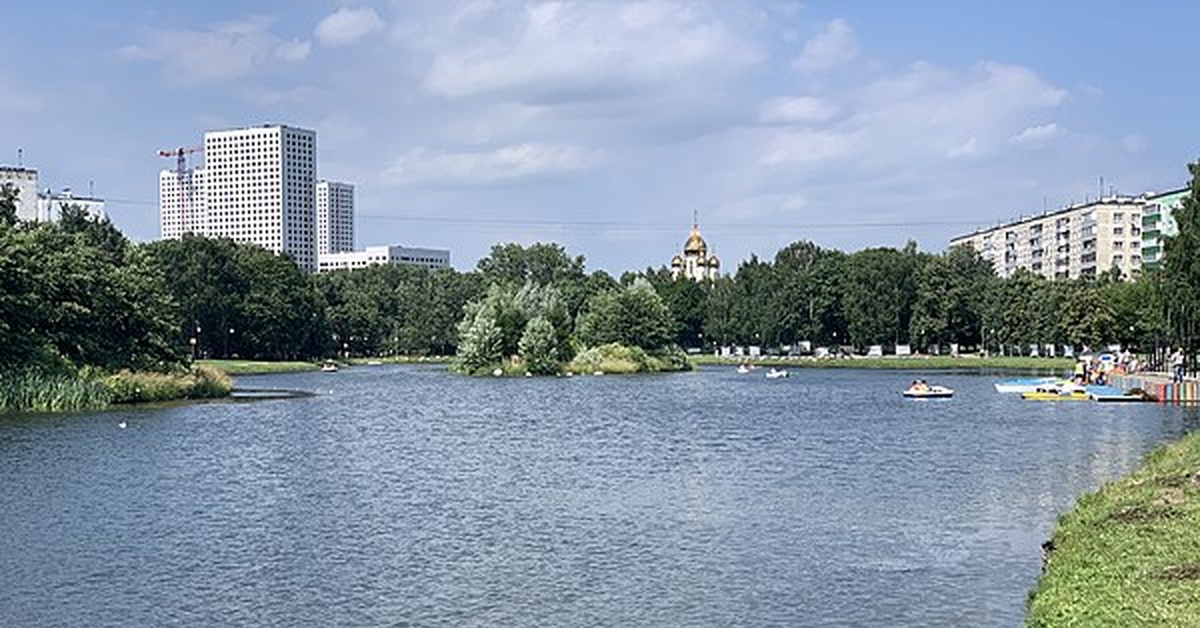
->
[0,366,234,413]
[1027,432,1200,627]
[102,366,233,404]
[691,354,1072,372]
[196,359,319,375]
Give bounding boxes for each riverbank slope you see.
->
[1026,430,1200,626]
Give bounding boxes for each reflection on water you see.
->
[0,365,1188,627]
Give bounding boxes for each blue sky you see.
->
[2,1,1195,272]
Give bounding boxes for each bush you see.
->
[102,366,232,404]
[565,343,691,374]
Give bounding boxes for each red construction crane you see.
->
[157,146,203,234]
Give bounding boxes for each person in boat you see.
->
[910,379,930,392]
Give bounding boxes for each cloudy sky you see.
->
[3,1,1195,272]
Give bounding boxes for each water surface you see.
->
[0,366,1192,627]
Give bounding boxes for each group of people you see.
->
[1071,349,1187,385]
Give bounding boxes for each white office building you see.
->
[0,166,40,221]
[318,244,451,273]
[317,180,354,254]
[37,188,107,222]
[199,124,317,271]
[159,167,206,239]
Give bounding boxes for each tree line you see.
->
[4,159,1200,374]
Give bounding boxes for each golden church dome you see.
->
[707,255,720,268]
[684,227,707,255]
[670,255,683,267]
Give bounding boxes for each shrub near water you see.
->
[0,371,112,413]
[102,366,232,404]
[566,343,691,374]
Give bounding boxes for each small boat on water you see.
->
[766,368,789,379]
[903,386,954,398]
[1021,384,1088,401]
[994,377,1059,393]
[320,361,340,373]
[736,364,751,374]
[903,380,954,398]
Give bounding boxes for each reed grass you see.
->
[0,371,112,413]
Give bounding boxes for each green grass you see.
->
[565,343,692,375]
[1027,431,1200,627]
[102,366,233,404]
[196,359,319,375]
[690,354,1072,372]
[0,371,112,413]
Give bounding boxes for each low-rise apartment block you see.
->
[950,197,1146,280]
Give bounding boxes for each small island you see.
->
[452,279,690,376]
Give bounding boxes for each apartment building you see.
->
[316,180,354,254]
[950,197,1146,280]
[202,125,317,272]
[1140,188,1188,270]
[159,167,206,239]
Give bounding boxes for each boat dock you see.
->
[1109,372,1200,404]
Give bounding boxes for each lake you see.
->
[0,365,1193,627]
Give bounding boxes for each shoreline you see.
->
[690,354,1074,372]
[1026,429,1200,626]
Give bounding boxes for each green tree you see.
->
[0,184,17,229]
[576,279,674,352]
[1163,160,1200,356]
[519,316,558,375]
[455,308,502,373]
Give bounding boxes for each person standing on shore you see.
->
[1171,348,1185,383]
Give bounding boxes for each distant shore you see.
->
[690,354,1074,372]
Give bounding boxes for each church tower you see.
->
[670,212,720,281]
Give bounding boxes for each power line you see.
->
[99,198,979,231]
[355,214,978,231]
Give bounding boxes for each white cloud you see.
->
[758,96,839,124]
[119,16,294,85]
[275,38,312,62]
[1121,133,1147,154]
[792,18,858,74]
[316,7,385,47]
[243,85,317,108]
[761,129,857,164]
[945,137,979,159]
[383,143,599,185]
[1010,123,1064,146]
[0,74,44,113]
[416,2,760,101]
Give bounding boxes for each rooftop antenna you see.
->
[1099,176,1104,200]
[692,208,698,229]
[89,180,94,197]
[16,147,22,167]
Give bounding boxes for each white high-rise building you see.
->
[316,180,354,254]
[0,166,40,221]
[202,124,317,271]
[159,167,206,239]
